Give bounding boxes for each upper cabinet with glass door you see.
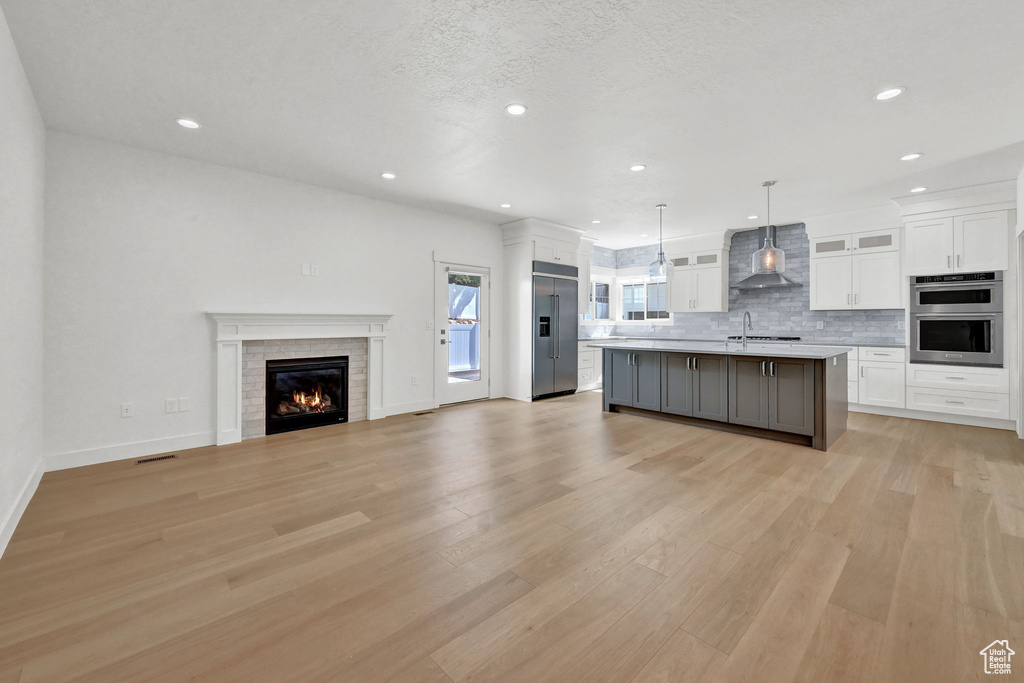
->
[666,249,728,313]
[809,227,902,310]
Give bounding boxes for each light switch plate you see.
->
[311,264,319,276]
[121,403,133,418]
[301,263,310,276]
[165,398,179,413]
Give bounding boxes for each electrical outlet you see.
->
[165,398,179,413]
[816,321,825,329]
[425,321,434,330]
[121,403,133,418]
[301,263,310,276]
[411,375,418,386]
[310,264,319,276]
[178,397,191,412]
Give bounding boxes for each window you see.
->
[646,282,668,319]
[621,282,668,321]
[582,282,611,321]
[622,284,645,320]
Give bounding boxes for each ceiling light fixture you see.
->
[504,103,527,116]
[630,164,646,172]
[732,181,801,290]
[747,215,759,220]
[874,87,906,101]
[380,172,396,179]
[500,203,512,208]
[649,204,669,280]
[176,118,200,129]
[900,153,922,161]
[910,186,928,193]
[640,233,649,237]
[591,220,601,224]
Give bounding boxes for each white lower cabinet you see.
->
[906,365,1008,394]
[858,360,906,409]
[578,343,602,390]
[906,387,1010,420]
[847,381,858,404]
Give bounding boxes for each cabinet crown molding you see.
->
[893,180,1016,219]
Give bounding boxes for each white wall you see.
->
[0,6,45,554]
[44,132,504,465]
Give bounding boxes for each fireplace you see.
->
[265,356,348,435]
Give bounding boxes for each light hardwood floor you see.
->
[1,390,1023,682]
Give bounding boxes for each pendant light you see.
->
[648,204,668,280]
[732,180,801,290]
[751,181,785,274]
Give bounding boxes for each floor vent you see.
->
[414,411,435,416]
[136,454,177,465]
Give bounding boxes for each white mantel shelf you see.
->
[206,312,392,445]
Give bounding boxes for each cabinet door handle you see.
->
[769,361,777,377]
[847,293,851,305]
[760,360,768,376]
[854,293,858,305]
[945,376,965,380]
[956,254,961,267]
[861,366,865,378]
[693,357,699,371]
[947,255,951,268]
[945,400,964,405]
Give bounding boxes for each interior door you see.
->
[436,264,490,405]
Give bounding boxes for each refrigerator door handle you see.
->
[554,294,560,358]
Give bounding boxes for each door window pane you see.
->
[448,273,481,382]
[622,284,645,320]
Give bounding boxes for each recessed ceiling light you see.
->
[747,215,759,220]
[175,118,200,129]
[380,172,396,179]
[500,203,512,208]
[874,87,906,101]
[900,153,922,161]
[505,103,527,116]
[630,164,646,172]
[640,233,649,237]
[910,186,928,193]
[591,220,601,224]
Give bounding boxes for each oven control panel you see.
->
[913,272,998,284]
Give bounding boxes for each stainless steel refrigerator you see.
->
[532,262,578,399]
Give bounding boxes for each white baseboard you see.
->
[0,458,44,560]
[45,432,215,472]
[387,399,437,417]
[850,403,1017,431]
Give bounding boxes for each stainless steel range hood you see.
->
[732,225,802,291]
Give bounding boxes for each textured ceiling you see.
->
[4,0,1024,247]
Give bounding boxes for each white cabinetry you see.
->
[809,228,901,310]
[577,341,602,390]
[667,250,728,313]
[577,237,596,313]
[534,236,578,266]
[904,210,1009,275]
[856,346,906,409]
[905,364,1009,419]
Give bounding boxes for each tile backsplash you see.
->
[580,223,906,345]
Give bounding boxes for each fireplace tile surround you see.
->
[242,339,367,439]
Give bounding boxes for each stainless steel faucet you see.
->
[741,310,753,349]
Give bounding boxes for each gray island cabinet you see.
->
[594,341,850,451]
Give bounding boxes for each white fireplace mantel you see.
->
[207,312,392,445]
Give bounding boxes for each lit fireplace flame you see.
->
[292,386,326,412]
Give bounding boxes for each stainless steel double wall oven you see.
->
[909,272,1002,367]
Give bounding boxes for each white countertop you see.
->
[581,335,903,349]
[587,339,852,359]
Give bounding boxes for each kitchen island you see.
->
[589,340,851,451]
